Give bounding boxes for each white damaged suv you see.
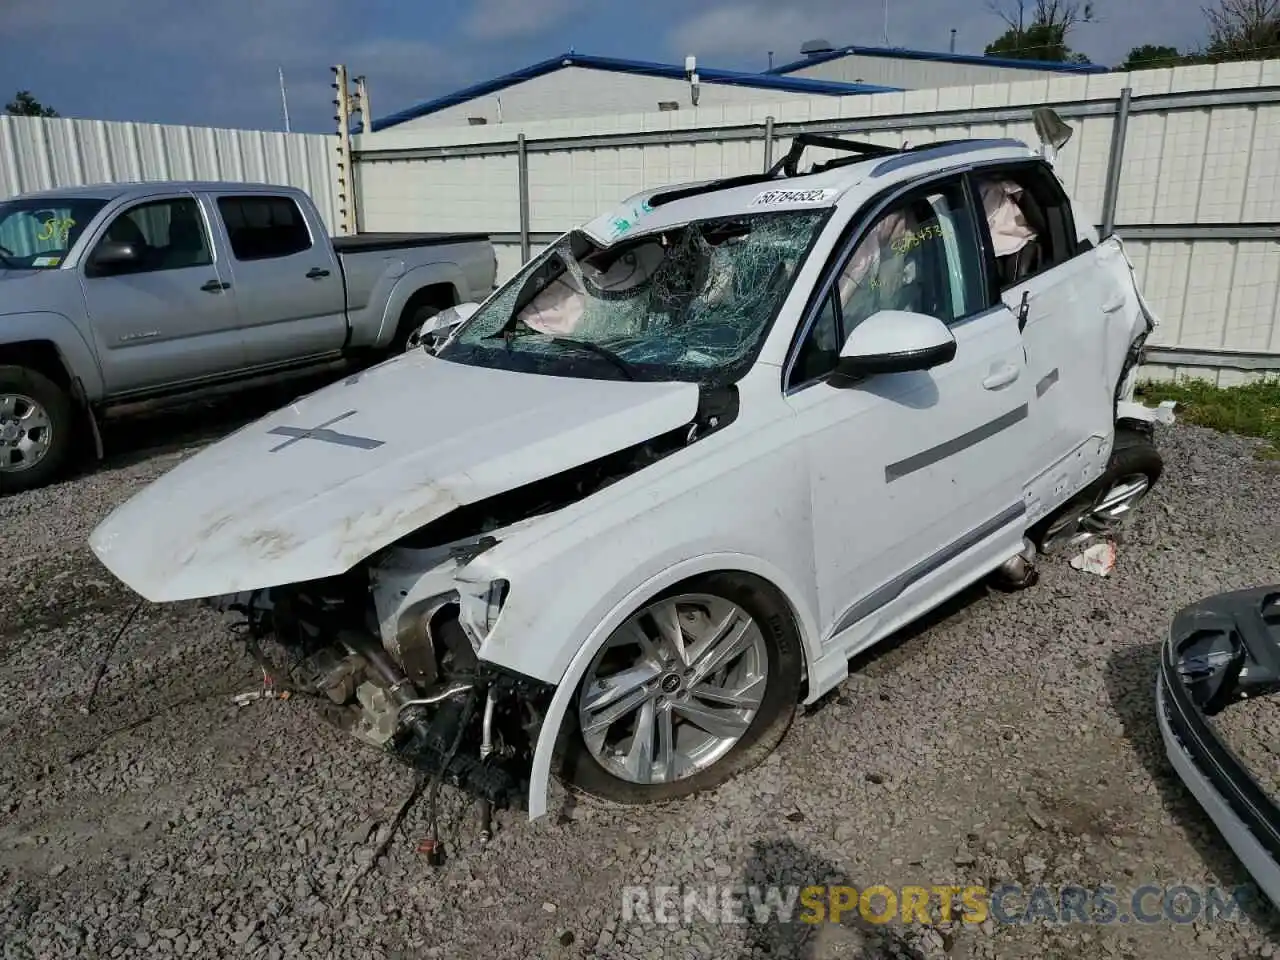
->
[90,114,1169,821]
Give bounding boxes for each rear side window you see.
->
[973,163,1079,288]
[217,195,312,261]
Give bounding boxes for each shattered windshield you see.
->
[436,209,829,383]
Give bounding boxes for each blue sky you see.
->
[1,0,1209,133]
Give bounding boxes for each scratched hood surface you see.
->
[89,351,700,603]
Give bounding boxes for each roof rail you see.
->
[647,133,903,209]
[772,133,900,177]
[645,132,1028,211]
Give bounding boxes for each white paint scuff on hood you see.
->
[89,352,700,603]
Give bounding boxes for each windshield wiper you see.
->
[550,337,638,381]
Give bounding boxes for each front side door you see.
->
[970,161,1114,475]
[785,174,1038,645]
[209,193,346,366]
[80,193,244,396]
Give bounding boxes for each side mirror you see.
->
[91,240,142,272]
[405,301,480,352]
[831,309,957,381]
[1032,106,1073,166]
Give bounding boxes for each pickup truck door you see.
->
[785,175,1038,647]
[79,192,245,396]
[207,192,347,366]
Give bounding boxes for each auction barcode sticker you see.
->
[751,188,838,205]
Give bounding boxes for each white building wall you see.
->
[355,60,1280,382]
[0,115,342,231]
[781,53,1085,89]
[387,67,826,130]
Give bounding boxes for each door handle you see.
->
[982,363,1021,391]
[200,279,231,292]
[306,267,331,279]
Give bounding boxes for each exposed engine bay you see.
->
[209,381,742,826]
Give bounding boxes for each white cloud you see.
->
[462,0,586,41]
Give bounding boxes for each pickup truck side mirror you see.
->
[88,240,142,276]
[405,301,481,352]
[829,309,957,382]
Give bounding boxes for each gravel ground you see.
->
[2,411,1279,960]
[1213,699,1280,808]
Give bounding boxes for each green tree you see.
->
[1202,0,1280,61]
[984,0,1092,62]
[1118,43,1186,69]
[4,91,59,117]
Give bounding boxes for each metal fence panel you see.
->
[0,116,342,232]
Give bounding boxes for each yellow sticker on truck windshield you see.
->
[36,217,75,243]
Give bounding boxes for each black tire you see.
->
[1030,426,1164,554]
[0,365,77,495]
[556,572,804,805]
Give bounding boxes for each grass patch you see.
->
[1136,376,1280,459]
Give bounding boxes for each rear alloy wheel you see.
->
[397,303,449,354]
[559,574,803,804]
[0,366,76,495]
[1034,428,1163,555]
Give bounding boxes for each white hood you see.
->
[90,352,699,602]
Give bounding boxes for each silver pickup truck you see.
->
[0,180,497,492]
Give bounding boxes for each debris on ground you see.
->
[1070,539,1118,576]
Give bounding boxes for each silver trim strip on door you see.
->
[827,500,1028,638]
[884,403,1029,482]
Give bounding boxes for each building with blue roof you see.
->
[372,45,1106,133]
[767,39,1107,89]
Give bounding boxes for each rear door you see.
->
[969,161,1114,473]
[80,192,244,395]
[209,192,346,366]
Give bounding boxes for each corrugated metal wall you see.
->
[0,115,342,232]
[354,60,1280,383]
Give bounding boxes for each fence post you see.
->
[517,133,531,262]
[1100,87,1132,239]
[763,116,775,172]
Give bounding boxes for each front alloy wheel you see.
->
[0,392,54,473]
[579,593,769,785]
[559,573,803,804]
[0,365,77,495]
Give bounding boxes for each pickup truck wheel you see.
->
[557,573,803,805]
[396,304,446,353]
[0,366,75,494]
[1033,427,1164,555]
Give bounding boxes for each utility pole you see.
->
[883,0,890,45]
[278,67,291,133]
[331,64,357,235]
[355,75,372,133]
